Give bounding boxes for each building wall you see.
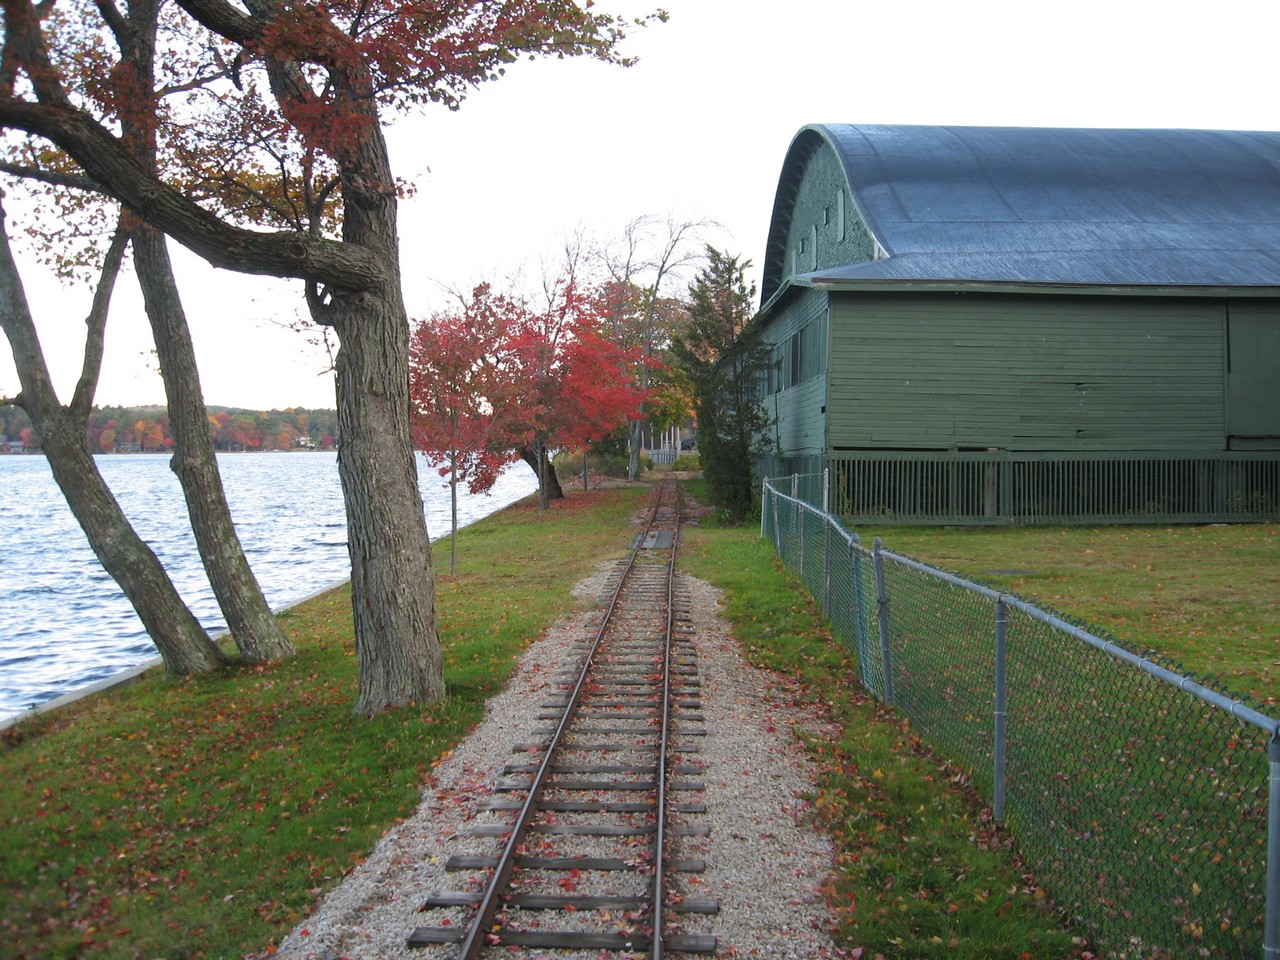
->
[1226,300,1280,445]
[759,287,829,466]
[781,141,877,280]
[826,291,1258,454]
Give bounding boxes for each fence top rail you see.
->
[765,479,854,548]
[762,477,1280,739]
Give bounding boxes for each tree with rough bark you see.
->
[0,200,228,674]
[671,246,771,522]
[0,0,655,714]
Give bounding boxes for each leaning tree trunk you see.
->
[38,416,229,673]
[0,205,225,675]
[520,444,565,511]
[326,143,444,715]
[133,229,295,663]
[117,2,292,665]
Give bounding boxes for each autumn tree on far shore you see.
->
[0,0,658,714]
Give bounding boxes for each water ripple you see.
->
[0,452,537,720]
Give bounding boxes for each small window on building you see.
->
[836,190,846,243]
[788,331,801,388]
[809,225,818,270]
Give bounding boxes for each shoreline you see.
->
[0,575,352,733]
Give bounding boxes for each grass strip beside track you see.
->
[679,511,1087,959]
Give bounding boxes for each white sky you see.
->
[3,0,1278,410]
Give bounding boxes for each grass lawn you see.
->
[853,523,1280,703]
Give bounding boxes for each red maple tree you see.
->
[408,285,511,573]
[409,277,647,514]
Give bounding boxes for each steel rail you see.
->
[453,481,677,960]
[649,482,680,960]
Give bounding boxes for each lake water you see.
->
[0,452,538,721]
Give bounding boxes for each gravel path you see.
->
[266,563,844,960]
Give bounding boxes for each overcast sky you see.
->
[3,0,1278,410]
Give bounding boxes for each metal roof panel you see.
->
[762,125,1280,296]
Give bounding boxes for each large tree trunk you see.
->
[117,0,291,665]
[627,419,643,482]
[520,443,565,511]
[327,131,444,715]
[0,205,226,675]
[332,293,444,714]
[132,229,295,663]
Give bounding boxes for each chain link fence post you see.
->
[760,478,767,541]
[771,484,781,554]
[795,473,805,579]
[994,597,1009,823]
[850,532,871,690]
[873,536,894,705]
[822,469,831,618]
[1266,733,1280,959]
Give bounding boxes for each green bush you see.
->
[672,453,700,472]
[552,450,632,478]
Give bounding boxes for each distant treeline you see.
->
[0,404,339,453]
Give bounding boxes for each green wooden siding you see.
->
[781,141,876,282]
[760,287,829,459]
[827,293,1229,453]
[768,379,826,459]
[1227,301,1280,440]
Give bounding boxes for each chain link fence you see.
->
[762,474,1280,959]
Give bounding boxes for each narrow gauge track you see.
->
[409,480,717,958]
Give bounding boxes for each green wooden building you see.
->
[756,124,1280,523]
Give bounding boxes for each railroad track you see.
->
[408,480,717,957]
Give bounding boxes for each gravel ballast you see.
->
[267,565,844,960]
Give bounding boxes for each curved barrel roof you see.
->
[762,124,1280,302]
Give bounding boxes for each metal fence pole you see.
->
[771,487,781,554]
[760,478,767,541]
[1265,733,1280,959]
[791,475,799,570]
[994,597,1009,823]
[873,536,895,705]
[822,470,832,618]
[850,533,868,685]
[797,490,806,579]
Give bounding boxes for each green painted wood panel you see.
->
[779,142,876,283]
[827,292,1227,453]
[767,379,826,458]
[1227,302,1280,438]
[760,288,829,458]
